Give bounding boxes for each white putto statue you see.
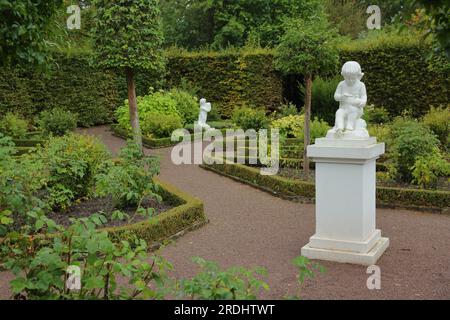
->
[327,61,369,139]
[197,98,214,130]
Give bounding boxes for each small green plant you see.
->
[388,118,441,183]
[168,88,199,125]
[141,112,183,138]
[176,257,269,300]
[3,214,172,300]
[421,105,449,149]
[275,102,299,119]
[39,134,111,210]
[368,124,391,144]
[0,113,29,138]
[363,105,391,124]
[232,107,269,131]
[287,256,324,299]
[271,114,304,138]
[310,76,340,125]
[38,108,78,136]
[412,152,450,188]
[95,141,161,209]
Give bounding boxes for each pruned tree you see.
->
[275,16,339,179]
[92,0,165,148]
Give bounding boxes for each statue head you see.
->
[200,98,207,105]
[341,61,364,86]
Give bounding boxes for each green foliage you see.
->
[363,105,391,124]
[274,102,299,119]
[368,124,391,143]
[388,118,441,183]
[95,141,161,208]
[166,48,283,118]
[232,107,268,131]
[38,108,78,136]
[39,134,111,209]
[271,115,304,138]
[0,0,63,67]
[0,113,28,138]
[325,0,366,39]
[339,35,449,117]
[275,17,339,77]
[3,214,172,300]
[310,76,340,124]
[168,88,199,125]
[92,0,165,73]
[421,105,450,149]
[161,0,324,49]
[288,256,324,299]
[412,153,450,189]
[142,113,183,138]
[0,55,120,126]
[177,257,269,300]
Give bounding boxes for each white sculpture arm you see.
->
[334,82,345,102]
[357,83,367,108]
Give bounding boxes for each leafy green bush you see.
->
[421,105,449,149]
[177,257,269,300]
[275,102,299,119]
[38,108,78,136]
[4,214,171,300]
[363,105,391,124]
[368,124,391,143]
[232,107,269,131]
[115,89,198,132]
[168,88,198,125]
[95,141,161,208]
[271,115,304,138]
[412,153,450,189]
[39,134,111,209]
[311,76,340,125]
[141,113,183,138]
[388,118,441,183]
[0,113,28,138]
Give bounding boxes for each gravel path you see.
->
[1,126,449,300]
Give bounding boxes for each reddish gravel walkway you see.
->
[1,126,449,300]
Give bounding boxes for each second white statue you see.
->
[197,98,214,130]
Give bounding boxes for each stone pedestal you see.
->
[301,137,389,265]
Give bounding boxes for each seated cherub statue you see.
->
[327,61,369,139]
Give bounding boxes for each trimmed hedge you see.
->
[0,54,121,126]
[202,161,450,212]
[166,49,283,118]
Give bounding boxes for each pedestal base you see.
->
[301,237,389,266]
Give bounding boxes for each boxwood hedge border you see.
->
[201,161,449,214]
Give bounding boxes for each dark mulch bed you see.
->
[12,197,174,231]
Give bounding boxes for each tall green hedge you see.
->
[340,44,450,117]
[0,54,121,126]
[166,49,284,118]
[1,43,448,126]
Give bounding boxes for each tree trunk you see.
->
[125,67,142,150]
[303,74,312,180]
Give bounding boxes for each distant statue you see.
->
[197,98,214,130]
[327,61,369,139]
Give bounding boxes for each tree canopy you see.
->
[0,0,63,67]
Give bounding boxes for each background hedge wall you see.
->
[0,43,448,126]
[166,49,283,118]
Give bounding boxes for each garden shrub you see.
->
[276,102,299,119]
[39,134,111,210]
[0,113,28,138]
[141,113,183,138]
[412,153,450,189]
[363,105,391,124]
[421,105,449,149]
[232,107,269,131]
[271,115,304,138]
[388,118,441,183]
[37,108,78,136]
[310,76,340,125]
[95,141,161,208]
[168,88,199,125]
[368,124,391,143]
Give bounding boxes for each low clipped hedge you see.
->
[106,177,207,246]
[201,161,449,212]
[111,124,179,149]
